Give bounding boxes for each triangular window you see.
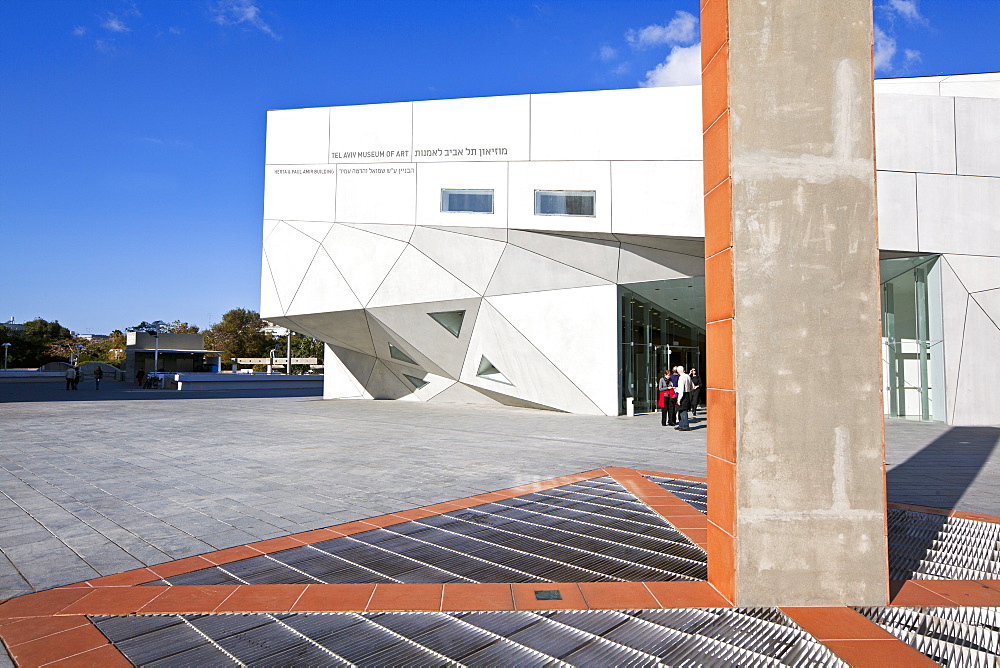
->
[402,373,429,389]
[476,356,513,385]
[388,343,417,365]
[428,310,465,338]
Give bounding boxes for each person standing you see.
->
[65,366,75,391]
[93,365,103,390]
[689,368,702,417]
[71,366,81,390]
[657,370,676,426]
[674,365,694,431]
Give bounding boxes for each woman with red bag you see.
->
[658,369,677,427]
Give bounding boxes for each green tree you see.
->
[204,308,273,361]
[163,320,200,334]
[3,318,73,367]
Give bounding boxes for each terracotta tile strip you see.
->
[617,468,706,483]
[781,606,898,641]
[891,579,1000,606]
[5,620,125,667]
[605,468,708,549]
[817,639,940,667]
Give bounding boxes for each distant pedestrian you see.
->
[674,366,694,431]
[690,368,702,417]
[93,366,103,390]
[71,366,81,390]
[136,370,144,387]
[65,366,75,391]
[658,369,676,426]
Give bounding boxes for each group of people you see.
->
[64,365,102,390]
[657,366,701,431]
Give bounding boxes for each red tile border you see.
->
[6,622,112,667]
[147,555,215,579]
[780,606,897,641]
[442,583,514,611]
[244,535,307,553]
[58,586,166,616]
[367,583,443,612]
[578,581,659,610]
[605,469,708,549]
[212,584,307,613]
[42,642,133,667]
[200,544,266,565]
[292,584,376,612]
[888,580,955,607]
[0,615,90,647]
[137,585,239,614]
[0,588,93,620]
[644,581,731,608]
[907,579,1000,606]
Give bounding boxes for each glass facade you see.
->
[880,255,944,422]
[619,279,706,414]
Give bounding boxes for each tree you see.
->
[203,308,273,361]
[2,318,73,367]
[163,320,200,334]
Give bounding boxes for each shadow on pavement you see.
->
[0,380,321,403]
[886,426,1000,584]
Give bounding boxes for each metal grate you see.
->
[857,606,1000,667]
[646,476,1000,582]
[92,608,847,667]
[152,478,706,586]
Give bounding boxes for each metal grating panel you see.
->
[858,606,1000,666]
[91,608,847,667]
[646,476,1000,581]
[152,478,706,587]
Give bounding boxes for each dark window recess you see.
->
[534,190,596,217]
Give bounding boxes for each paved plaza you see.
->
[0,380,998,665]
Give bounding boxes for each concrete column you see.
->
[701,0,888,605]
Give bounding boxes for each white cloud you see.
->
[887,0,927,24]
[72,26,87,36]
[640,42,701,87]
[102,13,130,32]
[627,11,698,49]
[212,0,279,39]
[873,24,897,73]
[599,44,618,62]
[904,48,922,64]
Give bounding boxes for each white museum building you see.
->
[261,73,1000,426]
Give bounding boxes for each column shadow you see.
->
[886,426,1000,585]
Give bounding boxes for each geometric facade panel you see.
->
[368,246,479,308]
[286,248,363,316]
[409,226,506,294]
[485,244,610,297]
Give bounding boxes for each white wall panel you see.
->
[409,226,506,295]
[875,94,956,174]
[260,252,282,319]
[507,161,611,233]
[487,285,619,415]
[507,230,619,282]
[263,165,337,222]
[323,224,407,305]
[262,223,320,313]
[322,344,372,399]
[875,171,918,252]
[265,107,330,165]
[413,95,529,162]
[955,97,1000,178]
[367,246,479,308]
[611,161,704,237]
[328,102,412,164]
[944,255,1000,294]
[873,76,946,96]
[415,162,508,229]
[335,163,416,226]
[939,74,1000,99]
[617,244,705,283]
[952,300,1000,425]
[531,86,702,161]
[917,174,1000,256]
[286,249,363,316]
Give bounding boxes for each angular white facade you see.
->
[262,74,1000,425]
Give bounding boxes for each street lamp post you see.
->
[1,342,10,370]
[148,320,166,374]
[74,344,83,366]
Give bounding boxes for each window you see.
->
[534,190,595,217]
[388,343,417,365]
[428,310,465,338]
[403,373,429,389]
[441,189,494,213]
[476,356,513,385]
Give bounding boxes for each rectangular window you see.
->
[441,189,494,213]
[534,190,596,217]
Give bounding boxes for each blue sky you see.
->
[1,1,997,334]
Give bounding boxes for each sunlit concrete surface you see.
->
[0,380,996,602]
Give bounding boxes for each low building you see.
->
[260,73,1000,425]
[124,331,223,380]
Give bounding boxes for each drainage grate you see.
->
[92,608,847,667]
[152,478,706,586]
[646,476,1000,582]
[857,606,1000,666]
